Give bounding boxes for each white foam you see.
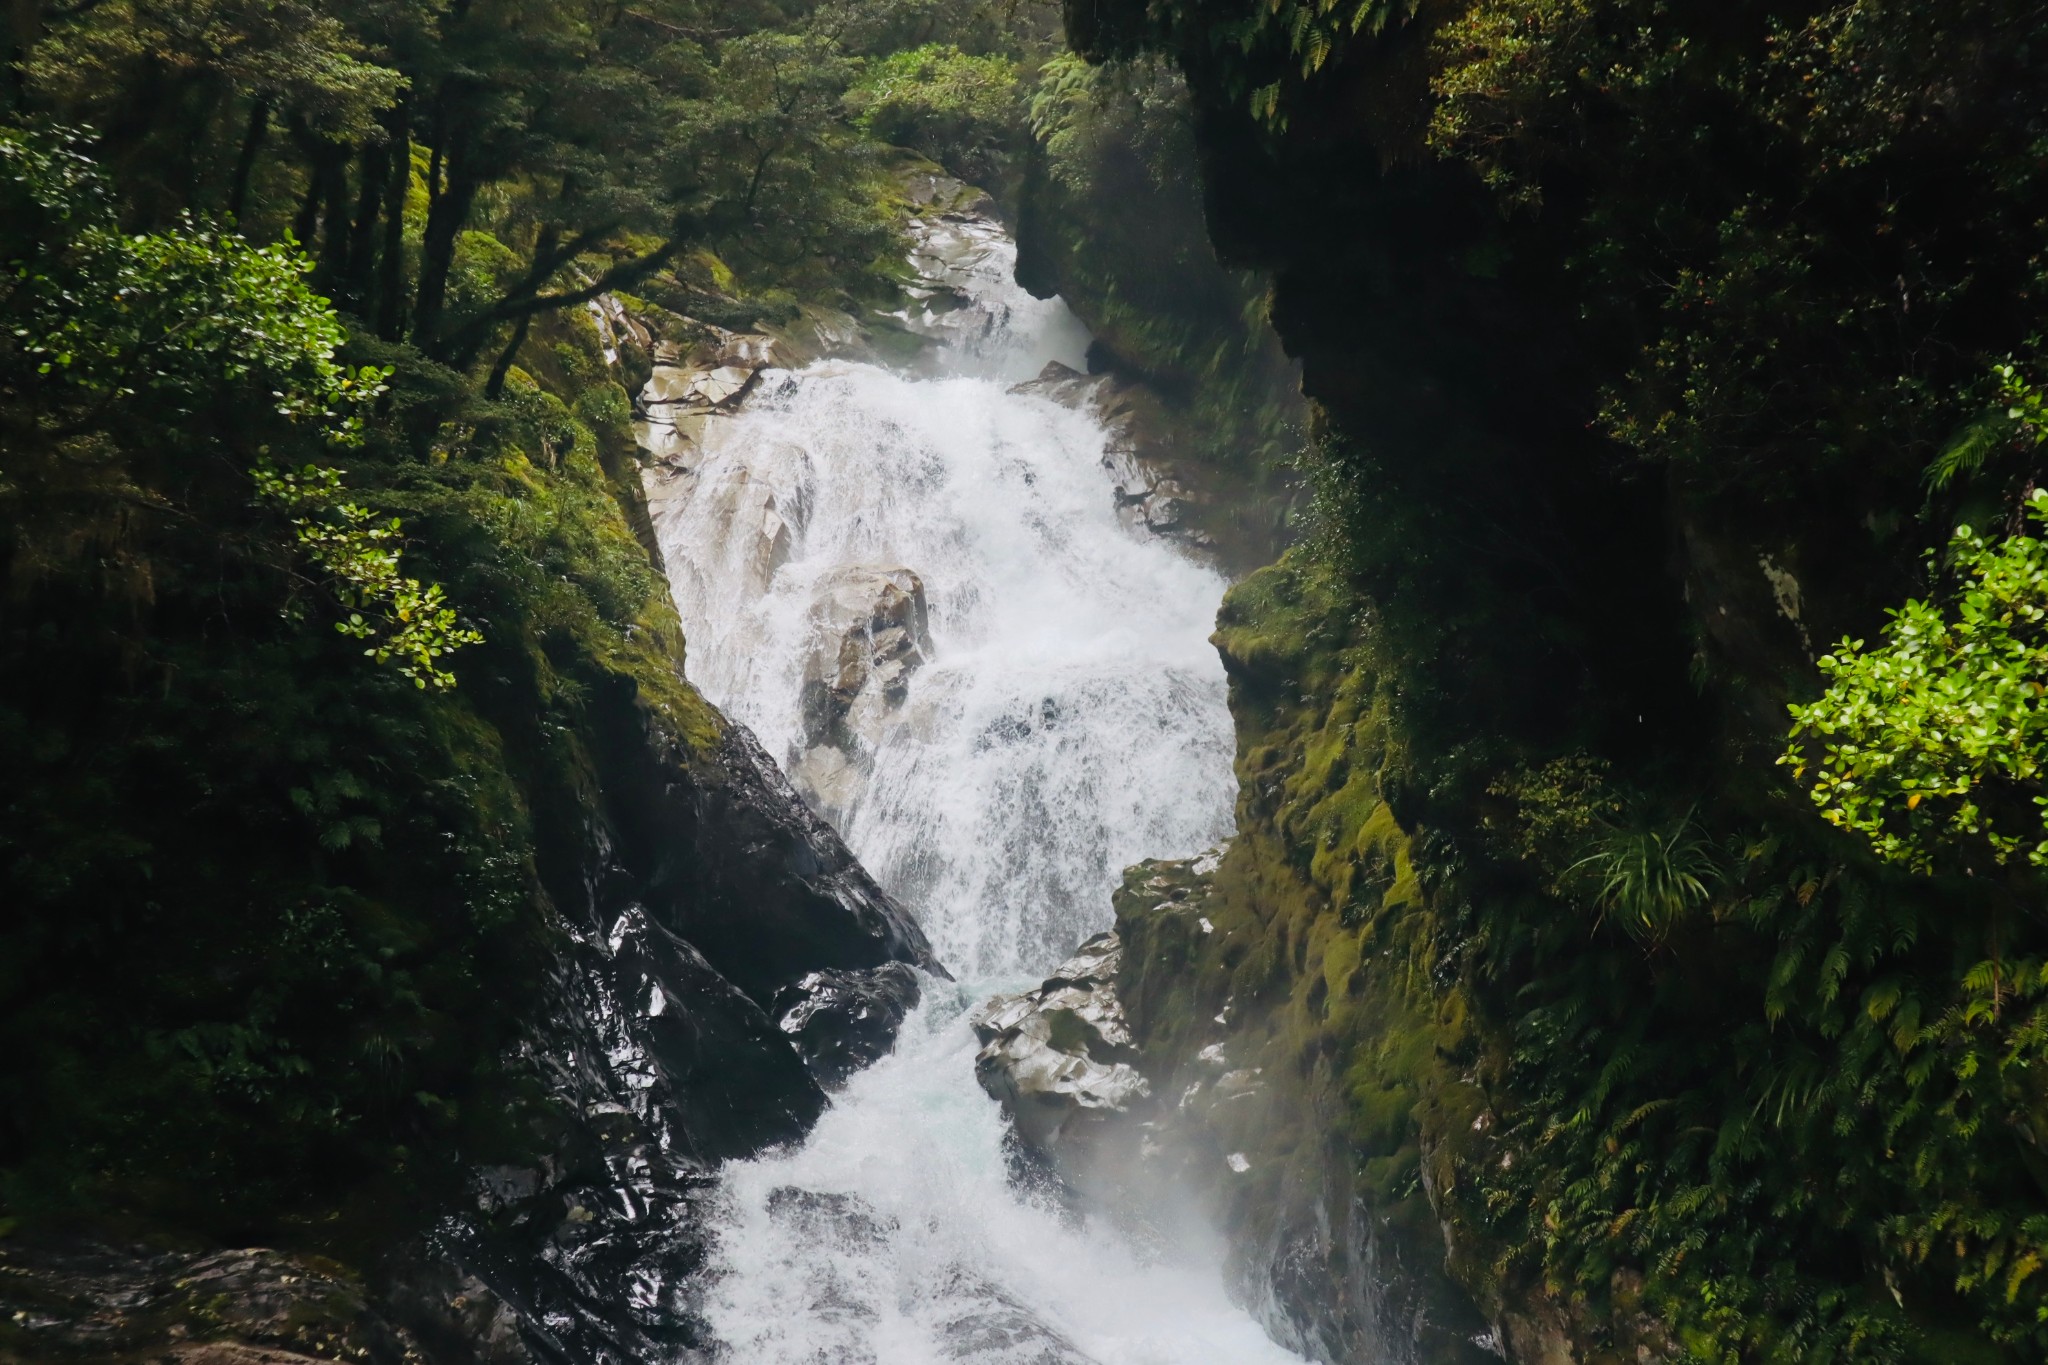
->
[657,218,1301,1364]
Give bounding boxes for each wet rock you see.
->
[670,722,946,1004]
[1006,358,1097,408]
[587,295,654,374]
[1007,362,1215,554]
[414,897,818,1365]
[0,1241,452,1365]
[925,1267,1098,1365]
[773,962,924,1088]
[421,672,943,1365]
[1142,496,1188,533]
[903,168,995,217]
[765,1188,900,1249]
[1107,852,1503,1365]
[642,362,757,414]
[969,932,1150,1152]
[789,566,933,820]
[801,567,932,742]
[654,461,798,596]
[787,742,862,820]
[581,903,826,1159]
[630,326,779,475]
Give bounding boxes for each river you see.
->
[652,208,1308,1365]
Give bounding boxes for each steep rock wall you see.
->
[0,302,937,1365]
[1050,1,2048,1359]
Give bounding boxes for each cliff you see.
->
[1036,0,2048,1360]
[0,250,936,1365]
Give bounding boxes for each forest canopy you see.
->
[0,0,1094,1241]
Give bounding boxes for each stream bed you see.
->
[652,211,1309,1365]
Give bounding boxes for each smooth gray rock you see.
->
[790,566,933,819]
[969,932,1150,1151]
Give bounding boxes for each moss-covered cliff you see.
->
[1011,53,1307,566]
[1111,559,1681,1362]
[0,88,936,1358]
[1061,0,2048,1360]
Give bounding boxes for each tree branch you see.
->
[445,235,678,370]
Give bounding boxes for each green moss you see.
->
[1114,551,1484,1333]
[0,206,736,1252]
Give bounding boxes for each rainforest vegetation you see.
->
[7,0,2048,1363]
[0,0,1290,1252]
[1064,0,2048,1359]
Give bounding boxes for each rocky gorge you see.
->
[1,169,1298,1365]
[7,2,2044,1363]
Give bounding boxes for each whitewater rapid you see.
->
[655,214,1305,1365]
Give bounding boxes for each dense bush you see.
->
[1064,0,2048,1357]
[0,0,1002,1249]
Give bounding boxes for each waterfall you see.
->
[653,211,1308,1365]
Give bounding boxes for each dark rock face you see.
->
[0,1242,469,1365]
[773,962,924,1089]
[660,723,943,1005]
[0,679,940,1365]
[416,699,943,1365]
[552,904,825,1162]
[413,906,811,1365]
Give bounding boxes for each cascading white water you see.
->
[655,214,1307,1365]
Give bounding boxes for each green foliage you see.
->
[22,0,408,142]
[1,124,366,431]
[1069,0,2048,1355]
[0,111,716,1247]
[0,0,1048,1264]
[252,463,483,690]
[672,27,895,287]
[1928,363,2048,493]
[2,123,479,694]
[1787,492,2048,874]
[848,43,1020,176]
[1200,563,2048,1360]
[1565,808,1717,941]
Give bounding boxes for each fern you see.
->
[1925,361,2048,491]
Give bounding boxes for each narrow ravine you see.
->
[651,213,1310,1363]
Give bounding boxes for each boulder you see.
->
[666,722,945,1005]
[640,362,756,412]
[788,566,933,818]
[631,329,778,465]
[773,962,924,1089]
[969,932,1150,1152]
[800,566,932,749]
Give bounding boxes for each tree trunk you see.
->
[226,97,271,223]
[413,104,481,358]
[375,99,411,341]
[343,139,388,313]
[4,0,43,113]
[484,312,533,400]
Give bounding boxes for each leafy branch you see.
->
[253,463,482,691]
[1784,490,2048,873]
